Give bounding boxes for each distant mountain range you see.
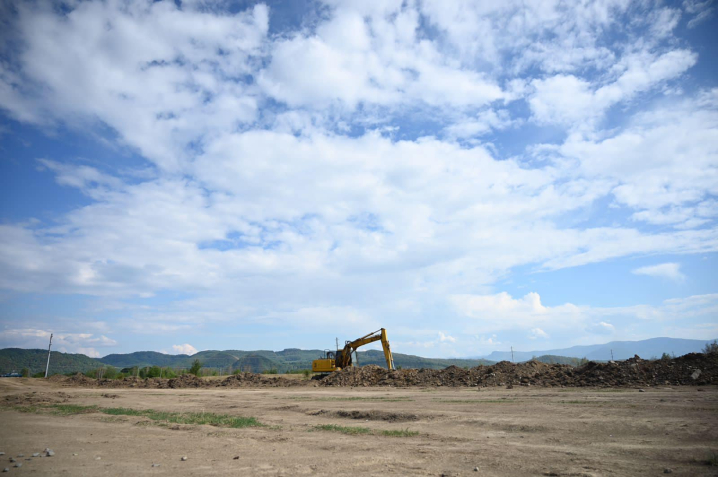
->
[2,337,713,375]
[0,347,492,375]
[479,337,716,362]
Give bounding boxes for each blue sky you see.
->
[0,0,717,359]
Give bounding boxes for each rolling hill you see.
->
[0,348,103,375]
[481,337,716,362]
[1,348,493,374]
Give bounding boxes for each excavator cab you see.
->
[312,350,337,373]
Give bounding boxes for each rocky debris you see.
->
[44,449,54,457]
[181,456,188,461]
[15,455,22,458]
[167,375,210,389]
[321,353,718,388]
[8,458,14,463]
[220,372,309,388]
[31,453,39,458]
[13,463,20,468]
[2,468,7,473]
[45,352,718,389]
[664,469,673,474]
[152,463,160,467]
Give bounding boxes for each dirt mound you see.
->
[168,374,210,388]
[46,353,718,389]
[321,354,718,388]
[63,373,97,386]
[219,373,312,388]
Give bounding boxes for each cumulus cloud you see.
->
[0,0,715,356]
[530,328,549,340]
[633,263,686,282]
[171,343,198,355]
[0,329,117,356]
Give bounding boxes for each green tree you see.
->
[21,368,29,377]
[703,340,718,355]
[189,359,203,377]
[146,366,162,378]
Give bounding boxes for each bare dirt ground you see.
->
[1,378,716,476]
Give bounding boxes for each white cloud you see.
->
[171,343,198,355]
[529,50,697,127]
[0,0,715,357]
[0,329,117,356]
[588,322,616,335]
[438,332,456,343]
[633,263,686,282]
[684,0,715,28]
[530,328,549,340]
[451,291,718,353]
[77,348,101,358]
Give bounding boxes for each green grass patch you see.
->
[381,428,419,437]
[50,404,99,415]
[314,424,372,435]
[100,407,262,428]
[11,404,262,429]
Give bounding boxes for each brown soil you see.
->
[321,353,718,388]
[0,378,716,476]
[48,353,718,392]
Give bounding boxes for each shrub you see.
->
[189,359,203,377]
[703,340,718,355]
[21,368,29,377]
[145,366,162,378]
[262,368,279,375]
[32,372,45,378]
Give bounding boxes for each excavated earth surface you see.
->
[321,353,718,388]
[1,375,717,476]
[47,353,718,389]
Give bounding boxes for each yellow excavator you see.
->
[312,328,395,373]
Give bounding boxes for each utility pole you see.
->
[511,346,514,363]
[611,349,614,361]
[44,334,53,378]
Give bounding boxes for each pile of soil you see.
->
[168,374,211,389]
[45,353,718,389]
[219,372,309,388]
[321,353,718,388]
